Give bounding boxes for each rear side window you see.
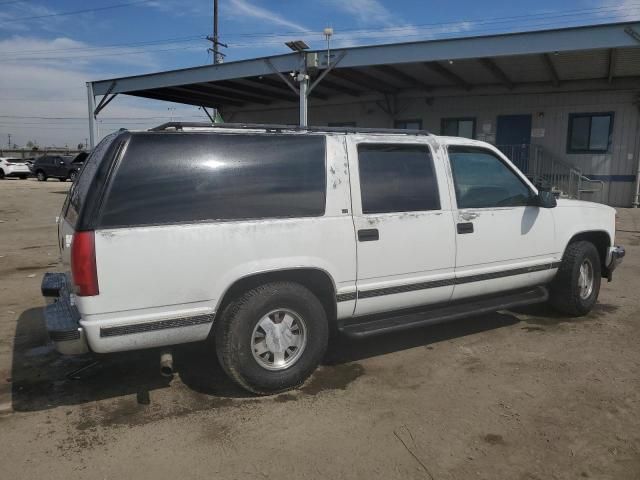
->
[357,144,440,214]
[64,131,121,227]
[98,133,326,227]
[448,146,532,209]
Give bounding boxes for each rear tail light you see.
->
[70,231,99,296]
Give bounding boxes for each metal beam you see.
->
[330,69,398,93]
[216,80,297,102]
[608,48,618,83]
[86,83,96,148]
[176,84,271,104]
[264,58,299,95]
[423,62,471,90]
[478,58,514,89]
[624,26,640,43]
[201,107,215,123]
[91,22,640,96]
[94,93,118,116]
[308,51,347,95]
[542,53,561,87]
[313,79,361,97]
[130,89,242,108]
[165,86,245,106]
[372,65,433,91]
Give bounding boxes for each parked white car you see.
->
[0,157,30,179]
[42,124,624,394]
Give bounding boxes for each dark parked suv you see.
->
[32,153,86,182]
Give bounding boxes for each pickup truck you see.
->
[41,124,624,394]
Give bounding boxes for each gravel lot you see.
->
[0,179,639,479]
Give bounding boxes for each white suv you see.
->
[0,157,30,179]
[42,124,624,394]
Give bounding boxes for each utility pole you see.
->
[7,133,11,148]
[206,0,226,64]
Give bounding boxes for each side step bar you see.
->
[338,286,548,338]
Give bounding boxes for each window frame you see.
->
[441,117,477,139]
[446,145,535,210]
[356,142,441,215]
[394,119,423,130]
[566,112,614,154]
[328,121,356,127]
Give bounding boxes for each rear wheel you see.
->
[549,241,601,316]
[0,169,4,180]
[36,170,47,181]
[58,177,66,182]
[215,281,329,395]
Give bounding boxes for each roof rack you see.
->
[149,122,432,136]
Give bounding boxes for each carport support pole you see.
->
[299,73,308,127]
[86,82,96,149]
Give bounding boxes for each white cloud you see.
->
[322,0,395,26]
[225,0,308,32]
[0,36,204,147]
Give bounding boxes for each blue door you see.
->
[496,115,532,172]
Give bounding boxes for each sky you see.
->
[0,0,638,148]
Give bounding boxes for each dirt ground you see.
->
[0,179,639,480]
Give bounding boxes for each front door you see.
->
[496,114,532,172]
[346,137,456,317]
[446,145,557,301]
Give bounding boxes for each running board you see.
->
[338,286,549,338]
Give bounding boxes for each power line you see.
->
[0,0,154,23]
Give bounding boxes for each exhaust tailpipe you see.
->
[160,351,174,377]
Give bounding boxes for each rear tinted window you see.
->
[357,144,440,214]
[98,133,326,227]
[64,131,121,226]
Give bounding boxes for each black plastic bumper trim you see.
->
[100,314,214,338]
[337,261,561,302]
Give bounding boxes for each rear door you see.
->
[445,143,556,300]
[347,136,456,316]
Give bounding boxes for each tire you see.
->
[69,171,78,182]
[0,169,4,179]
[19,175,27,180]
[215,281,329,395]
[36,171,47,181]
[549,240,601,316]
[58,177,66,182]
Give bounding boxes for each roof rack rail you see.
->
[149,122,432,136]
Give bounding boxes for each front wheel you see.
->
[549,241,601,316]
[215,282,329,395]
[36,171,47,181]
[69,171,78,182]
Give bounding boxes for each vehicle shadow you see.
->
[11,306,522,412]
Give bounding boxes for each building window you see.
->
[394,119,423,130]
[567,113,614,154]
[441,118,476,139]
[328,122,356,127]
[357,144,440,214]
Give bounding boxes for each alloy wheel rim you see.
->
[251,308,307,371]
[578,258,594,300]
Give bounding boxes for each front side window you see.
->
[357,144,440,214]
[448,146,532,209]
[441,118,476,139]
[394,119,423,130]
[567,113,613,153]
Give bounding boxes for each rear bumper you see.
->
[605,245,625,281]
[41,273,89,355]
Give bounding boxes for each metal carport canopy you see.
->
[87,21,640,146]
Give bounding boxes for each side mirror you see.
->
[534,190,557,208]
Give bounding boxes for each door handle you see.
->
[457,222,474,234]
[460,212,479,221]
[358,228,379,242]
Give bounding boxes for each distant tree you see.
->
[26,140,34,148]
[77,143,84,150]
